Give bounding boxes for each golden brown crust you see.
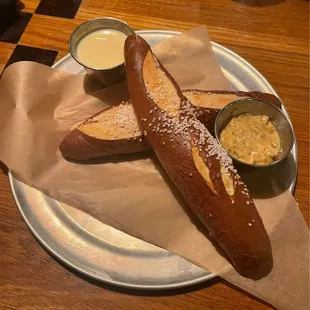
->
[184,90,282,134]
[185,89,282,109]
[125,34,273,278]
[59,104,149,160]
[59,128,149,160]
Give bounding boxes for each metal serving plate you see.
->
[9,30,297,290]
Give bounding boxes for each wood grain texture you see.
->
[21,0,40,13]
[0,42,15,73]
[0,0,309,309]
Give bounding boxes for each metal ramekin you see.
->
[69,17,134,86]
[214,98,295,168]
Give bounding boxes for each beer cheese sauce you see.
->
[220,113,281,165]
[77,29,127,68]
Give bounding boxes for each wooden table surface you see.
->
[0,0,309,309]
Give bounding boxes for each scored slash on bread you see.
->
[59,90,281,160]
[59,102,150,160]
[124,34,273,278]
[185,90,281,135]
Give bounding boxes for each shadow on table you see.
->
[233,0,287,6]
[0,161,8,174]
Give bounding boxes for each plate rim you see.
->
[9,171,215,290]
[8,29,297,290]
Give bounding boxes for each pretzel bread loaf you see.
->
[59,102,150,160]
[59,90,281,160]
[124,34,273,278]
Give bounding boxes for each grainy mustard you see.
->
[220,113,281,165]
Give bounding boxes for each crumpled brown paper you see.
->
[0,26,308,310]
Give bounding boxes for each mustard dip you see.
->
[220,113,281,165]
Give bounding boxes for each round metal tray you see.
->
[9,30,297,290]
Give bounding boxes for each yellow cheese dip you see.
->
[77,29,127,68]
[220,113,281,165]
